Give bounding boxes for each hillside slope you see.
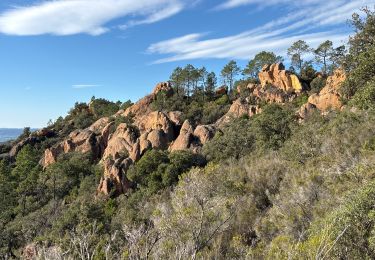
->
[1,8,375,260]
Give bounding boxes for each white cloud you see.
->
[148,0,375,63]
[72,84,100,89]
[215,0,366,10]
[148,31,349,63]
[0,0,186,36]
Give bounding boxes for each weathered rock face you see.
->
[152,81,173,96]
[169,120,194,152]
[307,68,346,111]
[41,118,114,167]
[138,111,175,141]
[97,157,133,195]
[168,111,183,126]
[194,125,216,145]
[102,123,138,161]
[216,98,261,127]
[259,63,302,93]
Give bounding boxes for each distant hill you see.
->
[0,128,37,143]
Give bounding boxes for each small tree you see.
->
[221,60,240,92]
[287,40,311,74]
[314,40,333,74]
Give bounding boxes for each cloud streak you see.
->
[148,0,375,63]
[72,84,101,89]
[0,0,186,36]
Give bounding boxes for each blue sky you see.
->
[0,0,373,128]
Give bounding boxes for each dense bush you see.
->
[309,76,326,94]
[203,118,255,161]
[350,78,375,109]
[127,149,206,194]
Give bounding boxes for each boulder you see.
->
[42,144,64,167]
[139,132,152,155]
[168,111,183,126]
[194,125,216,144]
[102,123,138,161]
[169,120,194,151]
[119,82,173,123]
[147,129,169,150]
[88,117,111,133]
[259,63,302,93]
[98,157,133,195]
[138,111,175,141]
[216,98,260,127]
[307,68,346,111]
[120,94,154,124]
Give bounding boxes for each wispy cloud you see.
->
[148,0,375,63]
[0,0,187,36]
[72,84,101,89]
[215,0,368,10]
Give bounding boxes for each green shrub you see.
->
[251,104,294,150]
[309,77,326,94]
[203,118,255,161]
[349,78,375,110]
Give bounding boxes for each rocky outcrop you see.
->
[216,98,261,127]
[259,63,302,93]
[153,81,173,96]
[253,84,296,103]
[102,123,138,161]
[307,69,346,111]
[9,137,39,158]
[41,118,114,167]
[169,121,217,152]
[9,128,57,159]
[138,111,175,141]
[169,120,194,152]
[97,157,133,195]
[41,82,181,196]
[194,125,216,145]
[168,111,183,126]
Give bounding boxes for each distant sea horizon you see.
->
[0,128,38,143]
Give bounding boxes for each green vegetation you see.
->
[2,7,375,260]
